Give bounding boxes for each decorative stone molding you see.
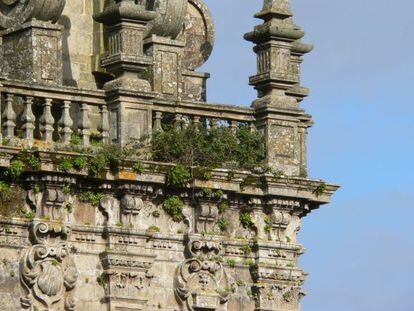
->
[252,284,305,311]
[100,251,156,310]
[175,237,230,310]
[195,200,219,233]
[120,194,144,224]
[19,221,78,310]
[0,0,66,29]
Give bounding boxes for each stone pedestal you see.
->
[106,89,154,146]
[145,35,185,100]
[1,20,63,85]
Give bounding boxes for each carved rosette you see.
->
[0,0,66,29]
[174,238,230,310]
[19,221,78,310]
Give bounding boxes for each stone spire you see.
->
[245,0,314,176]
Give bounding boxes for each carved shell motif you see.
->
[0,0,66,29]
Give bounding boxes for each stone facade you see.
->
[0,1,338,310]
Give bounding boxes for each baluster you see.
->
[210,118,218,130]
[230,120,238,133]
[249,122,256,132]
[40,98,55,142]
[192,115,200,131]
[98,105,109,144]
[78,103,91,146]
[153,111,163,132]
[21,96,35,142]
[2,93,16,139]
[174,113,182,128]
[58,100,73,144]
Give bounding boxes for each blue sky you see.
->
[203,1,414,310]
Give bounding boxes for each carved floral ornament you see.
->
[0,0,66,29]
[19,221,78,311]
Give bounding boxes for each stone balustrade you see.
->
[0,81,108,147]
[152,100,256,132]
[0,80,260,149]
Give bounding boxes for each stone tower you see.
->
[0,1,338,311]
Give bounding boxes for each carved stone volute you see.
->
[20,221,78,310]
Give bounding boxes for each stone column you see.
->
[245,0,313,176]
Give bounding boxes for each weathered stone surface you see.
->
[0,0,338,310]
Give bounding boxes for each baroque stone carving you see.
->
[0,0,66,29]
[100,251,156,310]
[146,0,188,39]
[175,238,230,310]
[19,221,78,310]
[178,0,215,70]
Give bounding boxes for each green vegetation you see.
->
[148,225,160,232]
[218,201,229,214]
[73,155,88,171]
[0,181,11,201]
[70,133,82,145]
[132,161,144,174]
[62,184,71,195]
[218,218,229,232]
[236,279,245,287]
[264,215,273,234]
[5,160,24,180]
[240,244,252,255]
[152,124,265,170]
[313,182,327,197]
[20,208,35,220]
[26,155,41,170]
[227,259,236,268]
[240,212,255,230]
[166,164,192,187]
[163,196,184,222]
[79,191,104,207]
[58,157,74,172]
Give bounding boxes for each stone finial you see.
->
[0,0,66,29]
[256,0,293,20]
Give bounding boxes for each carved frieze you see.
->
[19,221,78,310]
[175,237,230,310]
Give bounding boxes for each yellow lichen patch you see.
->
[117,170,137,181]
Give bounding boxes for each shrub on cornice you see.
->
[163,196,184,222]
[166,164,192,187]
[151,125,265,171]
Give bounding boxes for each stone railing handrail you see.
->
[0,79,258,148]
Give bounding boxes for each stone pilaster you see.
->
[245,0,313,176]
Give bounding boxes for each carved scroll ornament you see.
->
[0,0,66,29]
[19,221,78,310]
